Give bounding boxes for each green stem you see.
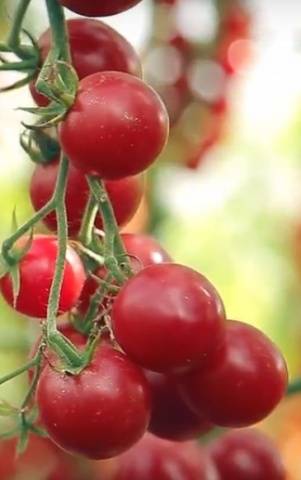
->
[87,177,132,282]
[45,0,71,62]
[7,0,32,50]
[0,357,38,386]
[78,194,99,247]
[82,274,113,335]
[287,378,301,396]
[45,155,83,368]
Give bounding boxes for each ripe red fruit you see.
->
[111,263,226,373]
[37,343,151,459]
[59,0,143,17]
[112,433,220,480]
[30,160,144,236]
[0,235,86,319]
[178,320,288,427]
[144,370,213,441]
[59,71,169,180]
[208,429,286,480]
[121,233,172,271]
[30,18,141,107]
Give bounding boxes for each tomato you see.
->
[59,72,169,180]
[178,320,288,427]
[111,263,226,374]
[144,370,213,441]
[30,160,144,236]
[0,235,86,319]
[0,435,63,480]
[37,343,151,459]
[59,0,143,17]
[30,19,141,107]
[112,433,220,480]
[208,429,286,480]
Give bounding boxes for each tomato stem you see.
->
[0,356,39,387]
[87,177,133,282]
[45,0,71,63]
[7,0,32,56]
[78,194,99,247]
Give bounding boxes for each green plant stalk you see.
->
[78,194,99,247]
[46,154,83,367]
[0,357,38,387]
[81,274,113,335]
[87,177,132,282]
[45,0,71,62]
[7,0,32,52]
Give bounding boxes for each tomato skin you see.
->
[178,320,288,428]
[0,235,86,319]
[208,429,285,480]
[37,343,151,459]
[144,370,213,441]
[112,433,220,480]
[59,0,142,17]
[111,263,226,374]
[121,233,171,271]
[30,160,144,236]
[30,19,141,107]
[59,72,169,180]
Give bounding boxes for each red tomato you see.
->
[208,429,286,480]
[37,343,151,459]
[30,160,144,236]
[111,263,226,374]
[178,320,288,427]
[0,235,86,319]
[0,435,62,480]
[59,0,143,17]
[111,433,219,480]
[144,370,213,441]
[30,19,141,107]
[59,72,169,180]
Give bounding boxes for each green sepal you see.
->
[0,72,35,93]
[10,264,20,309]
[11,208,19,234]
[20,128,60,164]
[16,426,29,456]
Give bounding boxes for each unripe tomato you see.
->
[37,343,151,459]
[208,429,286,480]
[59,0,143,17]
[30,19,141,107]
[0,235,86,319]
[30,160,144,236]
[178,320,288,427]
[111,263,226,373]
[59,72,169,180]
[112,433,220,480]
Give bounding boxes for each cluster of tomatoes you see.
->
[150,0,252,169]
[0,0,288,479]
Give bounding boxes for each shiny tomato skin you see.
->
[59,0,142,17]
[30,18,141,106]
[111,263,226,374]
[112,433,220,480]
[178,320,288,428]
[121,233,172,271]
[30,160,144,236]
[59,72,169,180]
[0,235,86,319]
[208,429,286,480]
[37,343,151,459]
[144,370,213,441]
